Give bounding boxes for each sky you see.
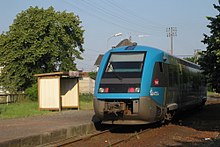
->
[0,0,218,71]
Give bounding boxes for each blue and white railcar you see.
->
[93,45,207,124]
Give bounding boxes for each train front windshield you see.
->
[99,52,146,93]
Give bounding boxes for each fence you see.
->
[0,94,26,104]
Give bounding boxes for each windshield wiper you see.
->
[112,71,123,81]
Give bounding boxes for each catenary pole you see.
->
[166,27,177,55]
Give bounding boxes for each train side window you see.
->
[159,62,164,72]
[152,62,168,87]
[168,64,178,87]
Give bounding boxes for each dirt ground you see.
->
[71,97,220,147]
[123,97,220,146]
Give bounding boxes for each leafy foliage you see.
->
[0,6,84,92]
[199,1,220,93]
[25,83,38,101]
[88,72,97,80]
[184,57,197,63]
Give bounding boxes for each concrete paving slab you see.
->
[0,110,98,147]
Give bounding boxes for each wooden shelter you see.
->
[35,71,81,111]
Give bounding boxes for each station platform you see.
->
[0,110,99,147]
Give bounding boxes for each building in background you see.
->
[94,54,104,72]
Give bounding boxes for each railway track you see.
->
[44,123,160,147]
[40,99,220,146]
[102,128,151,147]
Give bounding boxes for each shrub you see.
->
[88,72,97,80]
[25,83,38,101]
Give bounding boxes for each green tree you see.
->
[184,56,197,63]
[88,72,97,80]
[0,6,84,92]
[199,1,220,93]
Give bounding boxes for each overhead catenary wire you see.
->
[63,0,168,36]
[101,0,166,31]
[62,0,169,71]
[63,0,150,35]
[80,0,152,34]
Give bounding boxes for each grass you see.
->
[0,101,50,119]
[207,91,220,98]
[79,93,94,110]
[3,91,219,119]
[207,91,214,95]
[0,93,94,119]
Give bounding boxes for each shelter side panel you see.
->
[39,77,60,109]
[61,78,79,108]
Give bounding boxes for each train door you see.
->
[151,62,169,102]
[166,64,180,105]
[178,63,184,108]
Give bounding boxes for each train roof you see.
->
[110,45,163,53]
[108,45,201,70]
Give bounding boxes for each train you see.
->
[93,44,207,124]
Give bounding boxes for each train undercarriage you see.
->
[94,97,165,124]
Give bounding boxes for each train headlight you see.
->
[128,87,140,93]
[99,87,109,93]
[99,88,104,93]
[135,87,140,93]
